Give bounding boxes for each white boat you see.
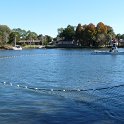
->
[38,45,45,48]
[12,36,22,50]
[109,42,118,53]
[12,45,22,50]
[92,42,119,55]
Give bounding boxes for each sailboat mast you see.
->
[14,36,16,46]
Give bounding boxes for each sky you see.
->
[0,0,124,37]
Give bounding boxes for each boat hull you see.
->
[12,46,22,50]
[92,51,124,55]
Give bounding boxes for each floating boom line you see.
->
[0,53,83,60]
[1,52,124,60]
[1,81,124,104]
[0,81,124,93]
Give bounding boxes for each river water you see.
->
[0,48,124,124]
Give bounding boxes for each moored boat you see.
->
[12,36,22,50]
[12,45,22,50]
[38,45,45,49]
[92,40,119,55]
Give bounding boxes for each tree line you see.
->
[0,23,124,48]
[0,25,52,47]
[57,22,124,47]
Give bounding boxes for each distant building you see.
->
[55,40,79,48]
[119,39,124,47]
[18,40,42,45]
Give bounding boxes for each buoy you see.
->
[35,88,38,90]
[77,89,80,91]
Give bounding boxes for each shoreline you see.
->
[0,44,124,50]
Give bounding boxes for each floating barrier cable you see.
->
[0,53,85,60]
[1,81,124,104]
[1,52,124,60]
[0,81,124,92]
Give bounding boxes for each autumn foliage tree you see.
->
[57,22,115,47]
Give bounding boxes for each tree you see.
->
[96,33,107,47]
[58,25,75,41]
[13,28,27,40]
[120,34,124,39]
[43,35,52,45]
[75,23,83,46]
[105,26,116,46]
[57,22,116,47]
[96,22,107,34]
[9,32,20,44]
[116,34,121,41]
[75,23,82,41]
[26,30,38,40]
[37,34,45,45]
[0,25,11,45]
[57,28,64,36]
[84,23,96,46]
[95,22,108,47]
[0,31,2,46]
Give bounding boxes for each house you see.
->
[18,40,42,45]
[119,39,124,47]
[55,40,79,48]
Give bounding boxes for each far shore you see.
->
[0,44,124,50]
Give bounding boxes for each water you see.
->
[0,48,124,124]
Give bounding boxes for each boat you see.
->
[109,42,118,53]
[92,41,121,55]
[12,36,22,50]
[12,45,22,50]
[38,45,45,49]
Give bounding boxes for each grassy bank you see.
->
[22,45,41,49]
[1,44,124,50]
[0,44,13,50]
